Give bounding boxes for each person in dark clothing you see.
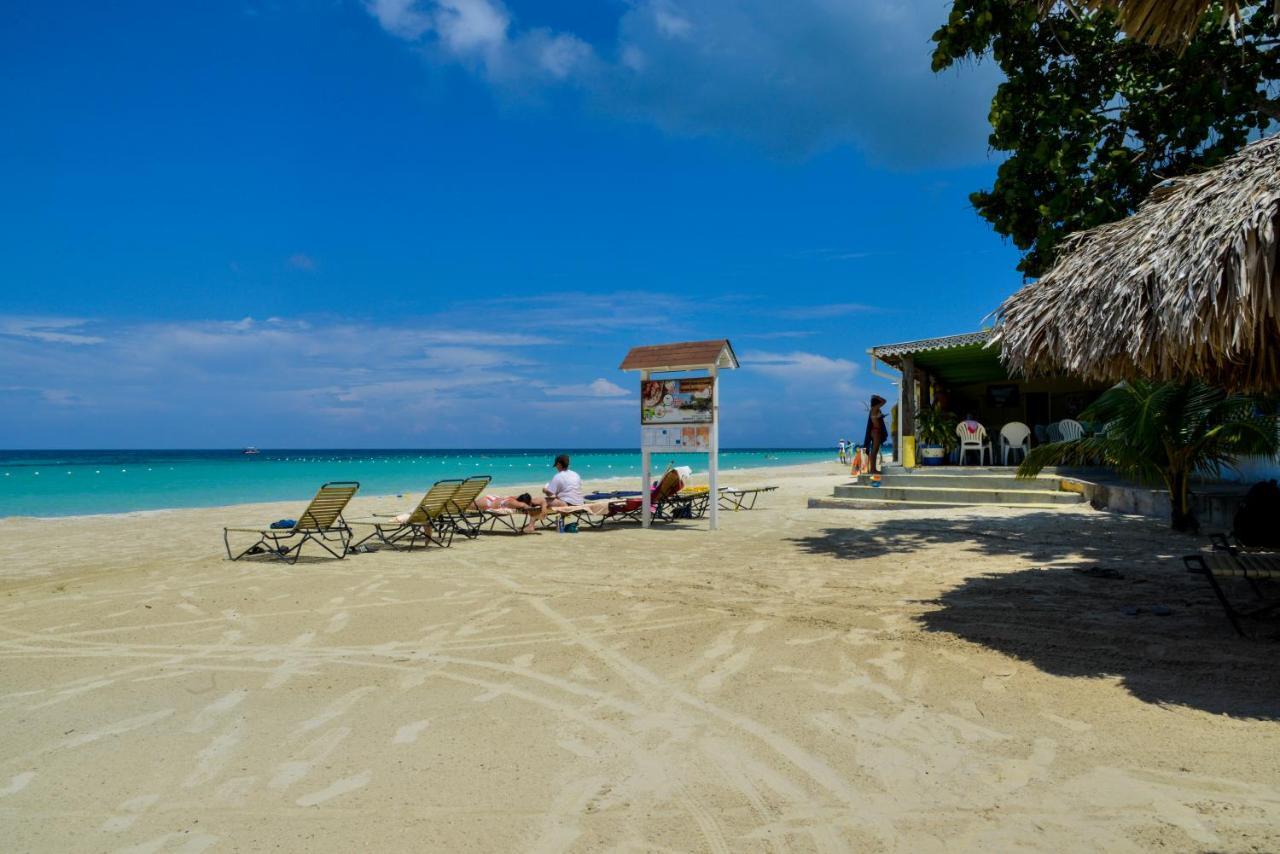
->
[863,394,888,474]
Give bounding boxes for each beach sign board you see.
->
[641,425,711,452]
[641,377,714,425]
[621,339,736,529]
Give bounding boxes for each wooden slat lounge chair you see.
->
[349,479,463,551]
[718,485,778,511]
[224,481,360,564]
[443,475,493,539]
[1184,534,1280,638]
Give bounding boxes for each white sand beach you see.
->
[0,462,1277,852]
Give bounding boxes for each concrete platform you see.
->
[808,496,1085,511]
[856,472,1065,492]
[814,466,1086,509]
[831,483,1084,506]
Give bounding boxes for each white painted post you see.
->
[640,369,651,529]
[709,365,719,531]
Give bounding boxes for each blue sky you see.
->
[0,0,1023,449]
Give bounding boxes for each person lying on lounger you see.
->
[471,492,546,533]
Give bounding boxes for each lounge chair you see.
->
[349,479,463,551]
[603,496,645,523]
[478,504,539,534]
[580,491,645,524]
[1184,534,1280,638]
[224,481,360,564]
[717,485,777,511]
[584,490,644,501]
[543,500,614,529]
[652,470,708,521]
[442,476,494,539]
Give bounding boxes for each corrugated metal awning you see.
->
[870,330,1006,385]
[870,330,991,359]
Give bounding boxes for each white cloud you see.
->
[739,330,815,340]
[742,348,862,406]
[777,303,881,320]
[414,330,552,346]
[0,317,105,346]
[366,0,594,86]
[544,378,630,398]
[287,253,317,271]
[415,345,534,369]
[436,0,508,54]
[744,350,858,384]
[734,349,879,444]
[0,315,559,441]
[366,0,434,39]
[40,389,82,406]
[361,0,1002,166]
[653,3,694,38]
[471,291,699,332]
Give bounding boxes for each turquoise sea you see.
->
[0,448,836,518]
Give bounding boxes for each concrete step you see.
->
[880,464,1104,477]
[831,484,1083,506]
[809,496,1083,511]
[872,473,1059,491]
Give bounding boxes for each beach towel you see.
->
[270,519,296,529]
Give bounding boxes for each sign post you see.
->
[619,340,738,531]
[709,364,719,530]
[640,369,652,528]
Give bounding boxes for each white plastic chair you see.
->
[955,421,992,465]
[1057,419,1084,441]
[999,422,1031,465]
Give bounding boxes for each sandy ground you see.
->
[0,462,1278,853]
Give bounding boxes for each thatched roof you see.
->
[992,133,1280,390]
[1039,0,1273,49]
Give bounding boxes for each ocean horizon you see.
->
[0,447,848,518]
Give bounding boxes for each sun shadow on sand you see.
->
[789,510,1176,565]
[790,512,1280,720]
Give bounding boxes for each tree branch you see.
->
[1254,95,1280,120]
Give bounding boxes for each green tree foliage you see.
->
[1017,381,1280,530]
[932,2,1280,275]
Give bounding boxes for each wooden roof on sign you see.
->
[619,339,739,372]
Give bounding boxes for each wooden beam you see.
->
[901,355,916,437]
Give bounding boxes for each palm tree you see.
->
[1018,381,1280,531]
[1033,0,1262,49]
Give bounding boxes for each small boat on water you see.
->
[242,447,261,456]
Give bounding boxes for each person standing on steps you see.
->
[863,395,887,475]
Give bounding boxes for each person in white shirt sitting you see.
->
[543,454,584,507]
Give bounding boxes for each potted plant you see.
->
[915,406,958,466]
